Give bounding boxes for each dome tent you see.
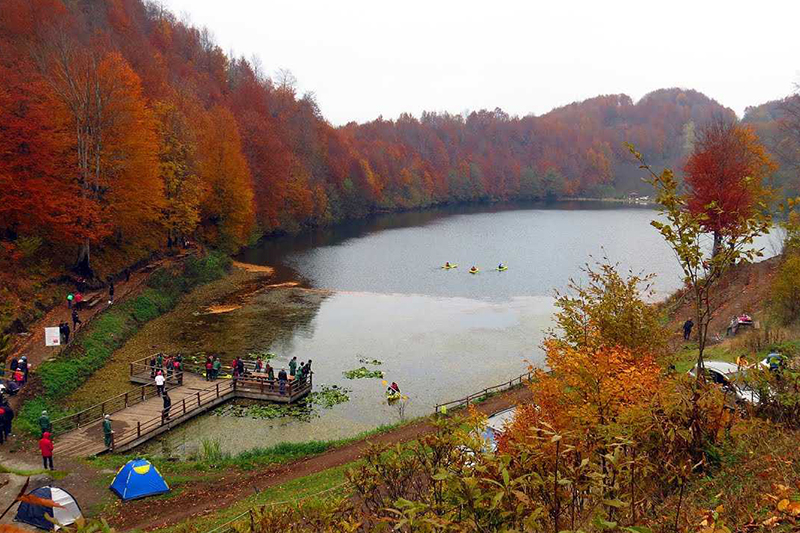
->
[14,486,82,530]
[110,459,170,501]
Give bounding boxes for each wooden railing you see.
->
[51,375,185,436]
[434,371,534,414]
[129,355,235,380]
[112,380,236,450]
[235,372,313,399]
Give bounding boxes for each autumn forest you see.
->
[1,0,798,314]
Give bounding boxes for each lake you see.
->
[143,201,779,457]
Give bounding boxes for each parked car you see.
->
[687,361,760,404]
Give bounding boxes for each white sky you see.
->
[165,0,800,126]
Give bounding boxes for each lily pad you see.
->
[343,367,384,379]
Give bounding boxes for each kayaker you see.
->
[388,382,400,394]
[470,266,478,272]
[498,263,504,270]
[445,262,451,268]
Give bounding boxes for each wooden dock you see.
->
[52,358,313,457]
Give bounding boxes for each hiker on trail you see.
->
[150,357,156,378]
[236,357,245,378]
[683,318,694,340]
[67,293,74,309]
[278,368,288,394]
[155,371,166,397]
[39,410,52,436]
[20,356,28,384]
[8,357,17,375]
[255,356,264,373]
[289,357,297,377]
[165,356,173,379]
[266,362,274,381]
[73,292,83,310]
[71,309,81,330]
[212,356,221,380]
[156,353,163,369]
[205,356,212,381]
[103,415,113,449]
[162,391,172,423]
[39,432,54,471]
[3,403,14,441]
[63,322,70,344]
[13,365,23,386]
[108,281,115,304]
[0,406,5,444]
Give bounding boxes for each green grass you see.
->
[0,463,68,479]
[86,420,410,475]
[17,252,231,435]
[151,461,355,533]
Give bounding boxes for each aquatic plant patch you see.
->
[358,357,383,366]
[343,367,384,379]
[214,385,351,421]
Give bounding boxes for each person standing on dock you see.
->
[103,415,113,449]
[155,371,165,397]
[71,308,81,331]
[39,410,52,437]
[39,432,54,471]
[289,357,297,377]
[3,403,14,442]
[212,356,221,380]
[278,368,288,394]
[162,391,172,423]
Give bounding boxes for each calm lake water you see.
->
[144,202,779,457]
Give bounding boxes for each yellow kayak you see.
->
[469,268,480,274]
[441,264,458,269]
[496,266,508,271]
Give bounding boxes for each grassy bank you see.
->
[87,420,409,476]
[17,252,232,434]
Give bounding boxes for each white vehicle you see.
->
[482,407,517,452]
[687,361,760,404]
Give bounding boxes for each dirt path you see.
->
[106,385,533,532]
[9,250,197,377]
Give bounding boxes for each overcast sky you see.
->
[165,0,799,126]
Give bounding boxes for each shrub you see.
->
[771,253,800,324]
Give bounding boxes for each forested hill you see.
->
[0,0,738,280]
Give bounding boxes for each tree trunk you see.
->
[712,231,723,258]
[75,237,93,277]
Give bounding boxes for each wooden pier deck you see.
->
[52,359,313,457]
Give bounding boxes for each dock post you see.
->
[216,383,219,398]
[124,393,128,408]
[137,421,141,438]
[197,391,201,407]
[182,398,186,415]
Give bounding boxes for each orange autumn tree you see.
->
[196,106,255,250]
[499,260,665,449]
[684,117,776,257]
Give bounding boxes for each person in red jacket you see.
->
[39,432,54,470]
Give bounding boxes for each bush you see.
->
[771,253,800,324]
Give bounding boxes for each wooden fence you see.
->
[51,376,183,436]
[433,371,534,414]
[112,380,236,451]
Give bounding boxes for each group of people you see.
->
[204,355,223,381]
[8,356,30,387]
[150,354,184,385]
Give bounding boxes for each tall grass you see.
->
[17,252,231,434]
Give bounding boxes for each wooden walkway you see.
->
[52,363,313,457]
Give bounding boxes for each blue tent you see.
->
[110,459,170,500]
